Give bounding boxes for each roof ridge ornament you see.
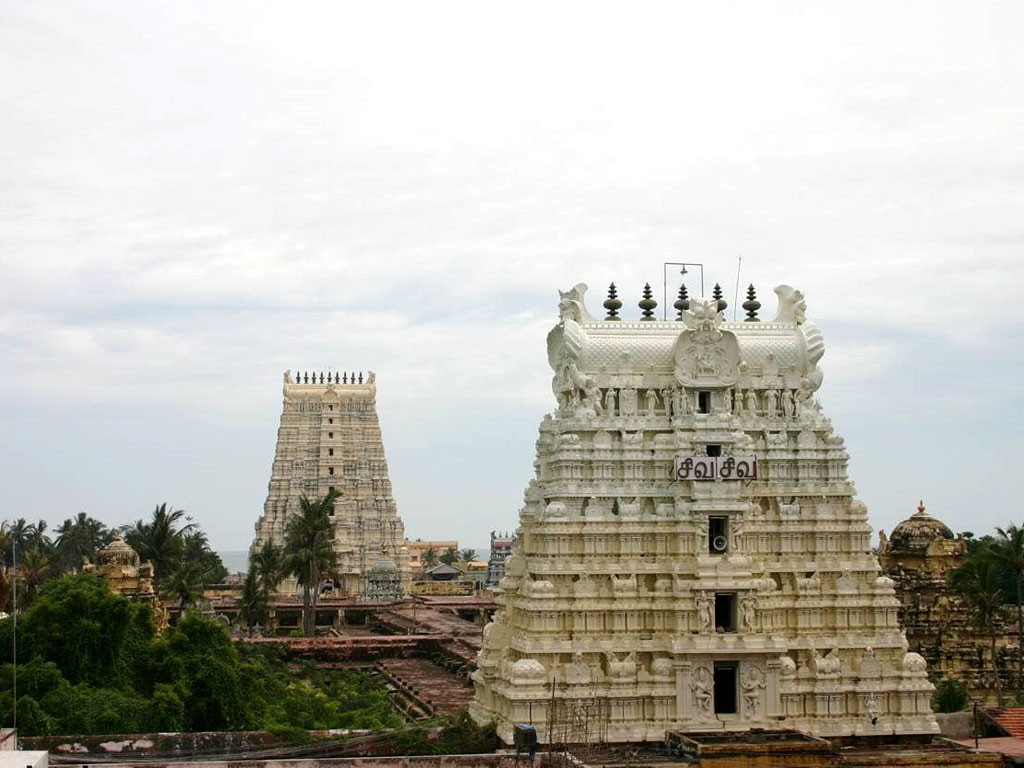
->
[638,283,657,320]
[603,283,622,321]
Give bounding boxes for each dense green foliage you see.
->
[932,678,970,713]
[0,574,400,736]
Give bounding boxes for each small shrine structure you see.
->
[470,281,938,743]
[83,537,156,603]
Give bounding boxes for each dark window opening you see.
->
[328,467,334,475]
[715,593,736,632]
[328,448,334,456]
[714,663,738,714]
[329,418,333,424]
[698,391,711,413]
[706,444,722,457]
[328,405,333,411]
[709,516,729,554]
[328,432,334,439]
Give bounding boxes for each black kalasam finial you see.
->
[303,372,309,383]
[319,372,324,384]
[743,284,761,322]
[342,372,348,384]
[638,283,657,320]
[712,283,727,313]
[358,372,364,384]
[674,283,690,319]
[603,283,622,321]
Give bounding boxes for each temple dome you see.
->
[888,501,953,554]
[98,537,141,566]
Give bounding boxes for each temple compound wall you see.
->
[470,282,938,743]
[252,371,408,598]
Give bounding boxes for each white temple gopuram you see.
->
[470,282,937,743]
[252,370,408,599]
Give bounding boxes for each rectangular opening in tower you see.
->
[713,663,738,714]
[698,391,711,413]
[714,592,736,632]
[709,516,728,554]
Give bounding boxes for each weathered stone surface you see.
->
[471,283,938,743]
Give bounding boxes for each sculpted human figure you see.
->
[741,595,756,631]
[745,389,758,415]
[696,591,712,633]
[742,666,765,715]
[645,388,658,416]
[677,389,691,415]
[696,518,709,553]
[604,388,617,416]
[721,389,732,414]
[661,388,674,417]
[766,388,779,418]
[692,666,713,715]
[781,389,794,419]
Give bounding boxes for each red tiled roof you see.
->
[991,708,1024,738]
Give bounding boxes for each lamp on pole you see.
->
[662,262,705,320]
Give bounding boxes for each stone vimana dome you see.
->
[99,537,140,567]
[470,281,938,744]
[887,502,954,554]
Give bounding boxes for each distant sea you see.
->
[218,542,496,574]
[218,550,250,575]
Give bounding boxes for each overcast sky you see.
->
[1,1,1022,554]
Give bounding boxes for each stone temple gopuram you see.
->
[470,282,938,743]
[252,370,408,599]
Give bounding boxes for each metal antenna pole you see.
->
[732,255,743,322]
[12,536,16,736]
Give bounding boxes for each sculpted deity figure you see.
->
[676,389,691,415]
[619,387,638,415]
[745,389,758,415]
[645,388,658,416]
[742,665,766,715]
[731,517,744,551]
[692,666,713,715]
[661,388,674,417]
[604,388,617,416]
[741,595,757,631]
[696,517,709,554]
[766,388,779,418]
[781,389,794,419]
[721,389,732,414]
[696,591,712,633]
[733,389,743,415]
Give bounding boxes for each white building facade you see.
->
[470,283,937,743]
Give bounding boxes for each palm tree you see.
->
[252,540,285,596]
[17,547,52,606]
[124,503,194,581]
[238,568,268,630]
[55,512,109,572]
[29,519,53,555]
[460,548,477,563]
[6,518,35,566]
[284,490,340,636]
[440,546,459,565]
[950,553,1006,706]
[421,547,438,569]
[161,560,206,610]
[992,523,1024,688]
